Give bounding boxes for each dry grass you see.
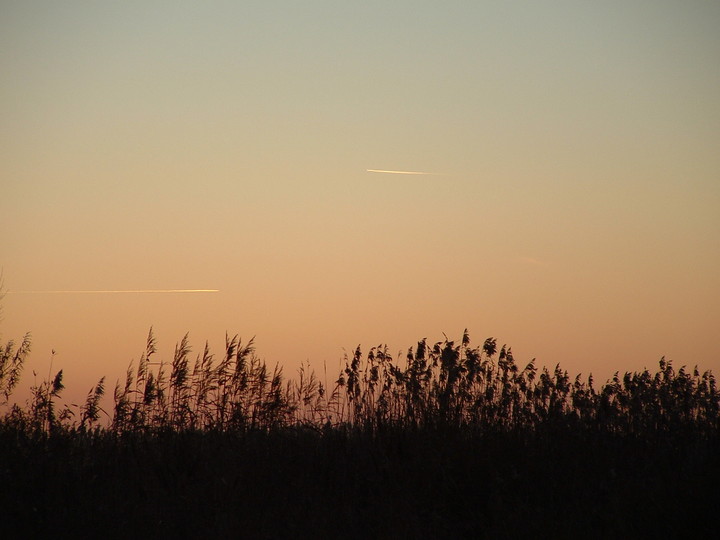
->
[1,328,719,537]
[2,328,718,437]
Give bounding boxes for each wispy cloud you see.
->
[517,257,549,267]
[6,289,220,294]
[366,169,443,176]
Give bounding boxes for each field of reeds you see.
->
[1,328,719,538]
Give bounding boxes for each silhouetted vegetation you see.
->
[1,328,718,538]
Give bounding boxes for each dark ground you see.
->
[1,425,718,539]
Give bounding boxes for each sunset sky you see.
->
[2,2,719,406]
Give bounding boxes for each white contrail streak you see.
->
[366,169,442,176]
[6,289,220,294]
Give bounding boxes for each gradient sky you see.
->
[2,1,719,406]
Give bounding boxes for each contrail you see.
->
[6,289,220,294]
[366,169,443,176]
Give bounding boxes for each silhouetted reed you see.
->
[2,328,719,537]
[2,328,718,437]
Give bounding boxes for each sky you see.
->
[1,1,719,407]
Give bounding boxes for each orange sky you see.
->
[2,2,719,408]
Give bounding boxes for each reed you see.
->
[3,328,718,437]
[1,328,718,537]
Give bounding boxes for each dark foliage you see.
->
[1,329,718,538]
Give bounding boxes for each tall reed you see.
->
[2,329,718,438]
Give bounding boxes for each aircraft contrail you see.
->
[366,169,443,176]
[5,289,220,294]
